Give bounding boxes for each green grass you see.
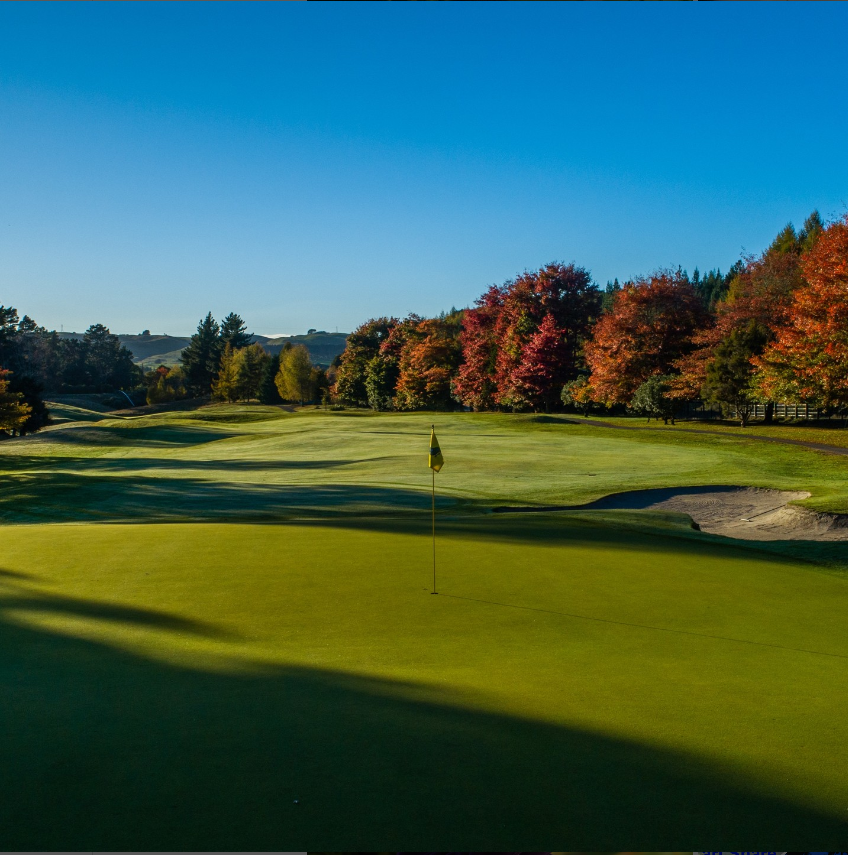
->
[582,412,848,450]
[2,405,848,848]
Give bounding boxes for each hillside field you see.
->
[1,406,847,848]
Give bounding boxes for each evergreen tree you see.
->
[703,321,769,426]
[220,313,252,349]
[235,343,268,401]
[257,353,283,404]
[181,313,222,395]
[601,278,621,312]
[800,210,824,254]
[83,324,136,390]
[0,306,20,368]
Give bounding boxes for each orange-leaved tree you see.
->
[672,215,822,414]
[584,270,707,406]
[393,316,462,411]
[755,214,848,409]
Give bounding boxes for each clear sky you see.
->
[1,2,846,336]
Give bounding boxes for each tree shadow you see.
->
[0,473,462,524]
[0,455,395,474]
[3,467,848,573]
[32,424,239,448]
[0,576,844,850]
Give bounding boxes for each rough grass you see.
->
[2,405,848,848]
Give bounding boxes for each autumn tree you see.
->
[393,317,462,411]
[506,314,571,411]
[756,215,848,410]
[211,344,241,402]
[452,286,503,411]
[560,376,593,416]
[454,262,600,411]
[0,370,31,436]
[672,211,824,420]
[585,270,707,406]
[146,366,188,405]
[276,344,315,405]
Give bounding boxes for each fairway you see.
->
[2,407,848,848]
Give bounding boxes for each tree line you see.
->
[174,312,328,407]
[0,312,137,434]
[333,210,847,425]
[3,207,844,435]
[0,306,331,436]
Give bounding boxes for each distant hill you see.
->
[57,330,349,369]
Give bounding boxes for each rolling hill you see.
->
[57,330,349,369]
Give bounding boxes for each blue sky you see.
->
[1,2,846,336]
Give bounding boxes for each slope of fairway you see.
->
[2,515,848,849]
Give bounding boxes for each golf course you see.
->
[2,403,848,849]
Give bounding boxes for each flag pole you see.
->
[431,434,437,595]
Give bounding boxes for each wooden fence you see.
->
[677,400,846,422]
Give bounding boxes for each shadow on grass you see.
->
[3,469,848,570]
[0,577,845,850]
[0,455,395,474]
[0,474,459,523]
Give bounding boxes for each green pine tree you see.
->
[257,353,283,404]
[181,313,222,396]
[235,343,268,401]
[220,313,252,350]
[702,321,769,426]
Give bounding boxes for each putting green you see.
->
[2,406,848,848]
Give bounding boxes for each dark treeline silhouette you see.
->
[0,310,136,434]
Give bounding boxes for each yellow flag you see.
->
[428,427,444,472]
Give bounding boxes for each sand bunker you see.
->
[581,486,848,541]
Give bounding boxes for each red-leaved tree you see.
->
[506,314,571,411]
[454,262,600,411]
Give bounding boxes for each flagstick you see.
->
[431,464,437,594]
